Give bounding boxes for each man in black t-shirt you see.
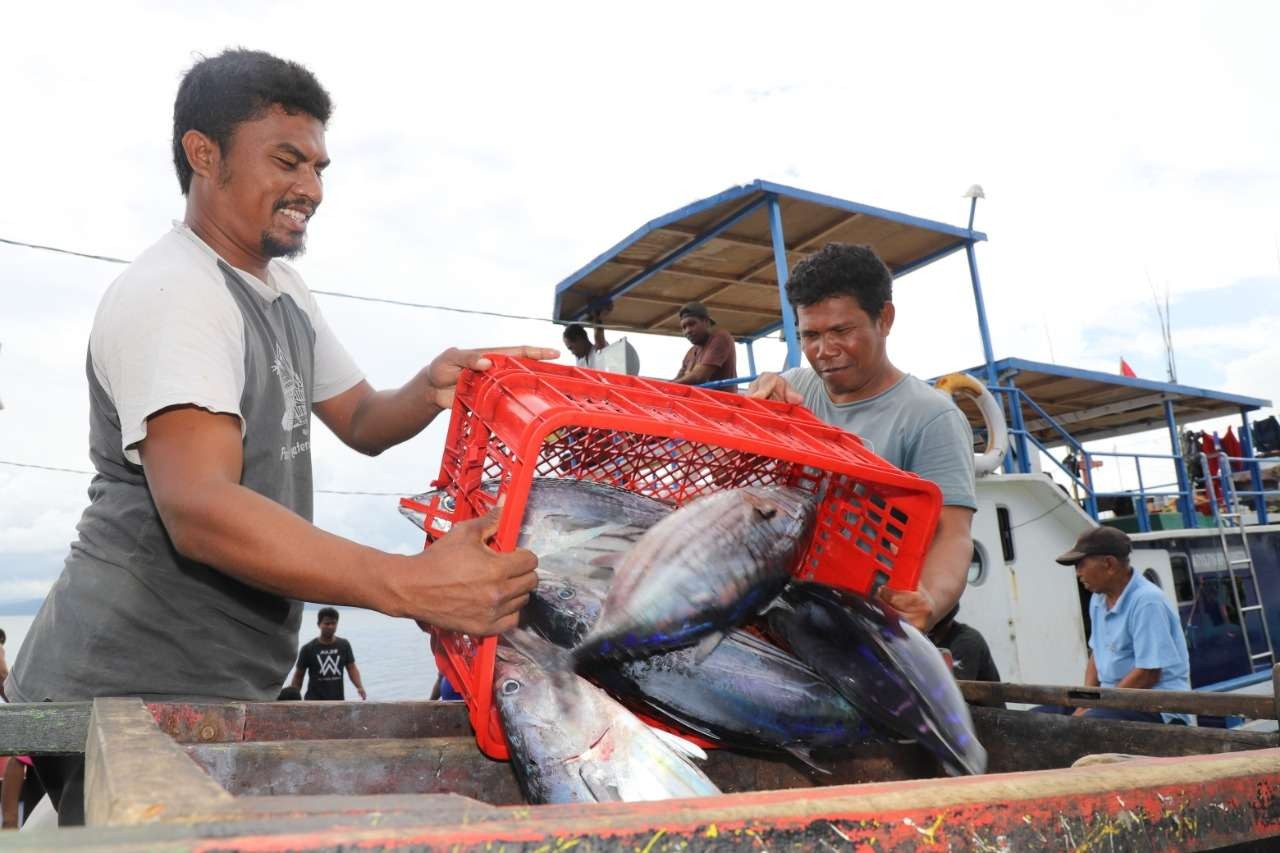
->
[289,607,366,700]
[927,605,1003,708]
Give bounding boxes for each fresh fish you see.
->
[494,629,721,804]
[526,573,865,768]
[524,572,608,647]
[574,485,817,663]
[401,478,672,580]
[767,582,987,776]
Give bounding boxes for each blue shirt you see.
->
[1089,572,1192,723]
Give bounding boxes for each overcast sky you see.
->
[2,1,1279,606]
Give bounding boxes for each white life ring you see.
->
[933,372,1008,476]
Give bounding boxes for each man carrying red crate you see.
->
[4,49,550,825]
[748,244,976,631]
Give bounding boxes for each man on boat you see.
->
[672,302,738,385]
[1055,527,1192,723]
[290,607,365,701]
[4,49,550,824]
[747,244,975,630]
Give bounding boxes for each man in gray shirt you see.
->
[6,49,551,824]
[749,243,976,631]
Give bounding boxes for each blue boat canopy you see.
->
[950,357,1272,447]
[552,179,985,341]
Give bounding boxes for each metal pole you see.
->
[1135,455,1151,533]
[1006,377,1030,473]
[1166,400,1195,528]
[1083,450,1099,520]
[1240,408,1267,524]
[767,196,801,369]
[745,339,757,377]
[964,242,997,386]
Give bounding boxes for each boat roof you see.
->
[552,179,985,340]
[950,357,1272,447]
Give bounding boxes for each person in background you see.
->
[1055,527,1192,724]
[563,304,610,369]
[747,244,975,631]
[290,607,365,700]
[0,628,7,701]
[672,302,737,385]
[927,605,1004,709]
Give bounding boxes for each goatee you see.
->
[261,231,306,260]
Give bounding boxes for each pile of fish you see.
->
[403,478,986,805]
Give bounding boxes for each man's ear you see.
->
[181,129,220,184]
[877,301,896,335]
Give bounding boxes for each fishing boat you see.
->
[2,182,1277,849]
[549,179,1280,709]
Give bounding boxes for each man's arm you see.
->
[314,347,557,456]
[289,663,305,692]
[1072,654,1101,715]
[880,506,974,630]
[672,362,717,385]
[347,661,367,701]
[747,372,805,404]
[140,407,536,634]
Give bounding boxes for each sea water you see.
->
[1,606,438,701]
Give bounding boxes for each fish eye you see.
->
[557,588,574,600]
[501,679,520,695]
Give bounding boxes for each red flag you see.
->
[1119,358,1137,378]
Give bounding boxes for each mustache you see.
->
[274,197,317,216]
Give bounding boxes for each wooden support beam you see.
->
[619,292,779,319]
[959,680,1280,720]
[1019,393,1173,434]
[655,223,774,250]
[606,259,779,290]
[84,698,233,826]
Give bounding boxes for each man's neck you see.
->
[1104,571,1134,609]
[184,208,269,281]
[317,635,337,645]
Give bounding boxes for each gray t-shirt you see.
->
[782,368,977,510]
[7,224,362,703]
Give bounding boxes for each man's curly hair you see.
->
[172,49,332,195]
[785,243,893,319]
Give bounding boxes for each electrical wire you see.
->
[0,459,410,496]
[0,234,616,327]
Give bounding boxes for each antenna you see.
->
[1146,270,1177,383]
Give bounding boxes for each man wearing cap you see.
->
[1055,526,1192,724]
[673,302,737,385]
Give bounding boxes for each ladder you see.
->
[1198,451,1276,673]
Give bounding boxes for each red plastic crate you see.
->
[417,355,941,760]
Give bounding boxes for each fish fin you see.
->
[647,726,708,762]
[784,745,831,775]
[692,631,727,663]
[741,490,779,520]
[579,763,622,802]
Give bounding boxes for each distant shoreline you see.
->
[0,600,43,617]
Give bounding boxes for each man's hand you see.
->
[879,584,937,632]
[746,372,803,404]
[427,346,559,410]
[358,686,367,701]
[398,508,539,636]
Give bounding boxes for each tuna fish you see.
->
[401,478,672,580]
[525,573,865,768]
[494,629,721,804]
[573,485,817,663]
[767,582,987,776]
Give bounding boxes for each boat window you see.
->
[968,542,987,586]
[1169,555,1193,604]
[995,505,1015,562]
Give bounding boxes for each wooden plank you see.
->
[185,736,524,803]
[0,701,91,755]
[84,698,233,826]
[15,748,1279,850]
[959,679,1280,719]
[241,700,473,742]
[972,706,1277,772]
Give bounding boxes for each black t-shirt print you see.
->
[297,637,355,700]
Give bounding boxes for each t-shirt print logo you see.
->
[317,652,341,677]
[271,342,308,433]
